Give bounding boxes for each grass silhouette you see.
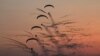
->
[0,2,90,56]
[27,4,90,56]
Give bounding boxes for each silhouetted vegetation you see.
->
[25,3,90,56]
[0,1,90,56]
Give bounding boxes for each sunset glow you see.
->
[0,0,100,56]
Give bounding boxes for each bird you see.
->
[31,26,42,30]
[44,4,55,8]
[37,15,48,19]
[26,38,38,43]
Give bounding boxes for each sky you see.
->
[0,0,100,56]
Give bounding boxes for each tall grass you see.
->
[0,3,90,56]
[28,4,90,56]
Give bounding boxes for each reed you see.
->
[29,3,90,56]
[0,2,90,56]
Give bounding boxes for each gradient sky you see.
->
[0,0,100,56]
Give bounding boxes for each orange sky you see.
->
[0,0,100,56]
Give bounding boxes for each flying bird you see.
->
[26,38,38,43]
[44,4,54,8]
[31,26,42,30]
[37,15,48,19]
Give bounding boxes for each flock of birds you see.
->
[31,4,54,30]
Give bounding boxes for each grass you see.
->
[0,3,90,56]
